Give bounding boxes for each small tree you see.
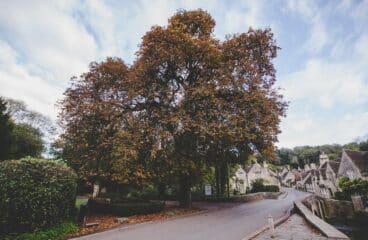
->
[9,123,44,159]
[0,97,13,161]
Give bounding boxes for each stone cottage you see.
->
[338,149,368,180]
[230,166,248,194]
[245,162,280,187]
[280,170,296,187]
[298,152,339,198]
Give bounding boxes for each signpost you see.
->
[204,185,212,196]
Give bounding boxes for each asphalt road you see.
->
[74,189,308,240]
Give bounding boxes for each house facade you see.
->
[230,166,248,194]
[298,152,339,198]
[246,162,280,187]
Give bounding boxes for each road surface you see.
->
[74,189,308,240]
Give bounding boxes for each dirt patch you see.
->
[67,207,202,239]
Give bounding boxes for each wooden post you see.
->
[268,214,275,236]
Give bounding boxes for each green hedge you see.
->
[0,158,77,234]
[88,199,164,216]
[251,179,279,193]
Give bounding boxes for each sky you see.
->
[0,0,367,148]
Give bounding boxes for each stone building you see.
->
[245,162,280,187]
[280,170,296,187]
[298,152,339,198]
[338,149,368,180]
[230,166,248,194]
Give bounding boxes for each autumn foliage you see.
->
[58,9,287,207]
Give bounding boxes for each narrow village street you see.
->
[73,189,308,240]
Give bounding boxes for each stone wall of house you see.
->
[302,195,354,219]
[320,198,354,219]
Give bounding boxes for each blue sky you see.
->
[0,0,367,148]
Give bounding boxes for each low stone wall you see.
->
[294,200,349,239]
[302,195,354,220]
[231,191,283,202]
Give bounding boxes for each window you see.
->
[347,170,355,180]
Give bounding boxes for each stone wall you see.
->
[231,191,283,202]
[302,195,355,219]
[321,198,354,219]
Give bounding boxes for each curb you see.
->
[294,200,349,239]
[242,205,294,240]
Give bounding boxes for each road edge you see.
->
[241,204,293,240]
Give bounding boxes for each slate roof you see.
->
[345,149,368,177]
[319,161,328,169]
[329,160,340,175]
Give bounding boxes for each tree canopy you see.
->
[58,9,286,207]
[0,97,44,160]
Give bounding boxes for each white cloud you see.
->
[286,0,328,54]
[0,40,62,119]
[280,59,368,108]
[278,110,368,148]
[0,0,367,149]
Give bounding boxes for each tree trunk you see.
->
[158,183,166,201]
[215,164,220,198]
[219,161,227,197]
[179,175,192,208]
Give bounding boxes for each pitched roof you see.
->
[329,160,340,174]
[344,149,368,176]
[319,160,328,169]
[319,167,327,179]
[292,171,302,181]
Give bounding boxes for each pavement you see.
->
[254,213,328,240]
[73,188,309,240]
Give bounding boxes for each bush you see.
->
[334,191,350,201]
[262,185,280,192]
[88,199,164,216]
[0,158,78,234]
[251,179,279,193]
[2,222,78,240]
[336,177,368,200]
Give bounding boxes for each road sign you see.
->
[204,185,212,196]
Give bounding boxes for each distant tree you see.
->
[9,123,43,159]
[359,140,368,151]
[343,142,360,151]
[0,97,13,160]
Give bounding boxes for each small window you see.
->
[347,170,355,180]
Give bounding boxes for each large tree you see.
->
[128,10,286,206]
[58,57,149,189]
[59,10,286,207]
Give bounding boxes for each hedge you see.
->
[0,158,78,234]
[88,199,164,216]
[251,179,279,193]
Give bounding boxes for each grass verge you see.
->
[1,222,79,240]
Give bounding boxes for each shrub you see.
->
[336,177,368,200]
[251,179,279,193]
[0,158,78,234]
[2,222,78,240]
[251,179,265,192]
[262,185,280,192]
[88,199,164,216]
